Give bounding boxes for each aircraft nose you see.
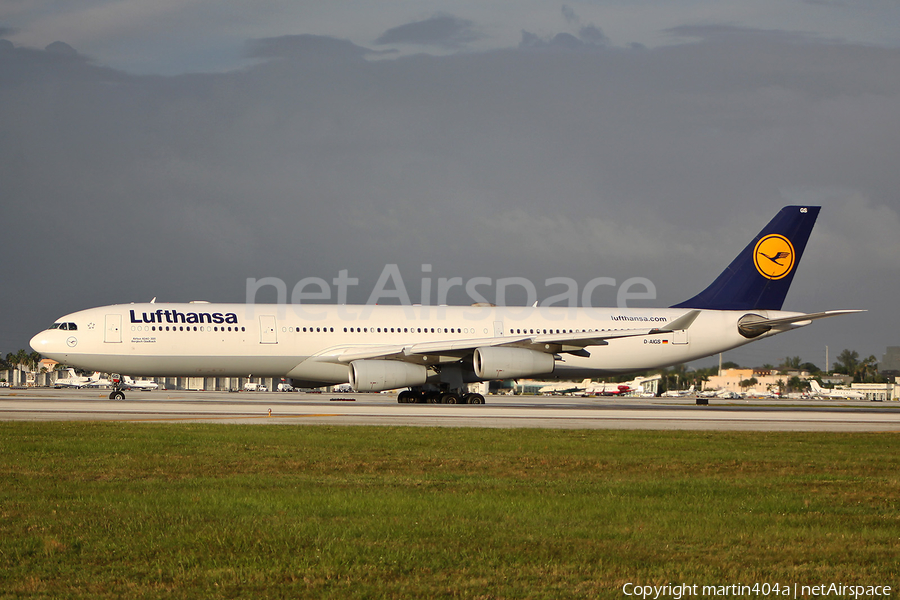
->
[30,331,49,353]
[30,330,64,358]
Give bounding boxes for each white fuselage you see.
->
[30,302,801,385]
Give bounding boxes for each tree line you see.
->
[609,348,885,393]
[2,349,46,373]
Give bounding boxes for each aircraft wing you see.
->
[328,310,702,365]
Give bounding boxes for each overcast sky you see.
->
[2,1,899,371]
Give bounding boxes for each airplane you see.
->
[538,378,593,395]
[53,368,93,388]
[662,384,695,398]
[809,380,865,400]
[122,375,159,390]
[30,206,863,402]
[83,372,112,388]
[699,389,741,399]
[586,381,640,396]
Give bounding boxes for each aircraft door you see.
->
[493,321,504,337]
[673,330,689,345]
[259,315,278,344]
[104,314,122,343]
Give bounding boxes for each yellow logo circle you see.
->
[753,234,795,280]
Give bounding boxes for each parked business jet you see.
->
[539,378,593,395]
[53,368,92,388]
[586,381,639,396]
[662,385,696,398]
[83,372,112,388]
[809,380,865,400]
[31,206,861,402]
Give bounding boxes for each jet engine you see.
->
[349,360,429,392]
[473,347,555,380]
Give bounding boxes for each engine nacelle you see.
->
[350,360,429,392]
[473,347,555,380]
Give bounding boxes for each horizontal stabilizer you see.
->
[738,309,864,337]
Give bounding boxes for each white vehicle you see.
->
[277,382,294,392]
[30,206,863,402]
[809,380,865,400]
[122,376,159,390]
[243,382,268,392]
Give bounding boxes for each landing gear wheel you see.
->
[397,391,415,404]
[426,392,442,404]
[466,393,485,405]
[441,393,459,404]
[110,391,125,400]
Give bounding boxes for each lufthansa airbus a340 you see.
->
[31,206,861,403]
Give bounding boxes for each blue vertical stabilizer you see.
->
[671,206,820,311]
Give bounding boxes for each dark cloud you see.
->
[45,41,78,57]
[2,26,898,367]
[558,5,610,47]
[520,6,609,50]
[374,15,481,48]
[247,34,372,61]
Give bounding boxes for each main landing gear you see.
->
[397,390,486,404]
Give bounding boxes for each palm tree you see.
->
[27,351,42,372]
[856,355,879,383]
[14,348,28,367]
[779,356,801,372]
[834,349,859,375]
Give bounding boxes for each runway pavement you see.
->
[1,388,899,431]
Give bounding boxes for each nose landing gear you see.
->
[108,374,126,400]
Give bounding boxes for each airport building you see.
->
[703,368,797,395]
[849,382,898,402]
[881,347,900,377]
[703,368,899,400]
[3,349,897,398]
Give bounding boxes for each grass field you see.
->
[1,423,898,599]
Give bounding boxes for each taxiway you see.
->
[1,389,898,431]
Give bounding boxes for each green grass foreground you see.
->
[1,424,898,599]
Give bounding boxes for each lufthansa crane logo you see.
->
[754,234,795,280]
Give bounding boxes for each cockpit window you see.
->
[50,322,77,330]
[50,323,61,329]
[67,323,77,331]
